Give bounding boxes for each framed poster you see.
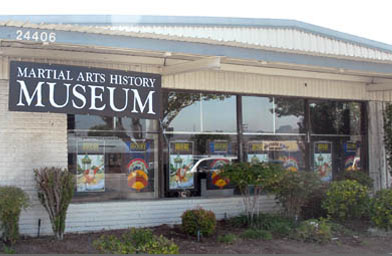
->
[124,140,153,192]
[207,140,232,190]
[314,142,333,182]
[247,141,268,164]
[343,141,360,171]
[76,154,105,192]
[169,141,195,190]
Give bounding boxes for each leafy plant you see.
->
[273,170,322,219]
[370,189,392,231]
[217,233,237,244]
[221,162,283,224]
[0,186,29,245]
[93,228,179,254]
[301,183,329,220]
[335,170,373,189]
[240,229,272,240]
[322,180,369,221]
[181,208,216,237]
[34,167,75,240]
[293,218,332,244]
[383,103,392,177]
[2,245,16,254]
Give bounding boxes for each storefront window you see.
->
[309,100,364,181]
[68,114,159,202]
[163,92,236,133]
[274,97,305,134]
[163,90,238,197]
[242,96,274,133]
[165,134,238,197]
[310,101,361,135]
[244,135,306,172]
[242,96,304,134]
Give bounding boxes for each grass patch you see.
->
[240,229,272,240]
[217,233,237,244]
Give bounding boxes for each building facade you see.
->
[0,15,391,236]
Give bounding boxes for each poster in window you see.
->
[263,140,300,172]
[314,142,333,182]
[207,140,232,190]
[343,141,360,171]
[247,141,268,164]
[124,140,153,192]
[76,154,105,192]
[169,141,194,190]
[207,158,231,190]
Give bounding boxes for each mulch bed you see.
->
[4,220,392,254]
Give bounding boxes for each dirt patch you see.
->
[5,221,392,254]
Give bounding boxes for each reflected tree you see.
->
[162,92,231,129]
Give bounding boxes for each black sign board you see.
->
[8,61,161,119]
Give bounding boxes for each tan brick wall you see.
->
[0,77,68,235]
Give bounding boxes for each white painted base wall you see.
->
[19,195,279,236]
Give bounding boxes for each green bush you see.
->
[322,180,369,221]
[221,162,284,223]
[240,229,272,240]
[217,233,237,244]
[34,167,75,240]
[370,189,392,231]
[335,170,373,189]
[181,208,216,237]
[293,219,332,244]
[272,171,322,219]
[0,186,29,245]
[93,228,179,254]
[301,183,329,220]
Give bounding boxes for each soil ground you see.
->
[4,220,392,254]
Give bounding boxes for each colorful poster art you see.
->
[126,158,149,191]
[247,141,268,164]
[344,141,360,171]
[76,154,105,192]
[279,155,299,172]
[209,140,230,155]
[314,142,333,182]
[207,158,231,190]
[169,142,195,190]
[263,141,299,152]
[124,140,152,192]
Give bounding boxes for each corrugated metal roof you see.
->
[105,25,392,62]
[0,16,392,63]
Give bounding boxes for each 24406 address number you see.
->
[16,30,56,43]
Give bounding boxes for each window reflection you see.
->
[163,91,235,133]
[242,96,274,133]
[242,96,304,134]
[274,97,305,134]
[310,101,361,135]
[67,114,158,202]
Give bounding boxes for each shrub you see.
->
[217,233,237,244]
[335,170,373,189]
[293,219,332,244]
[34,167,75,240]
[301,183,329,220]
[93,228,179,254]
[370,189,392,231]
[322,180,369,221]
[0,186,29,245]
[240,229,272,240]
[181,208,216,237]
[273,171,322,219]
[221,162,283,224]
